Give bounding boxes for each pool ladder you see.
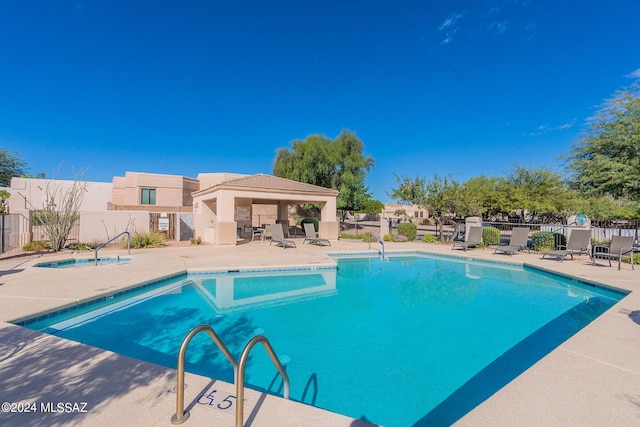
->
[171,324,290,427]
[368,231,385,259]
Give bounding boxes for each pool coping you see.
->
[1,240,639,426]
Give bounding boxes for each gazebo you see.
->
[192,174,339,245]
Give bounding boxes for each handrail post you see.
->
[95,231,131,264]
[236,335,290,427]
[171,325,238,424]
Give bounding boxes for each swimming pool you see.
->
[19,254,626,426]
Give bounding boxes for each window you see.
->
[141,188,156,205]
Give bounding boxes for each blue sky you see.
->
[2,1,639,202]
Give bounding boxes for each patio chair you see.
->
[251,226,265,242]
[452,226,483,251]
[592,235,635,270]
[302,222,331,246]
[542,228,591,262]
[494,227,530,256]
[270,223,296,249]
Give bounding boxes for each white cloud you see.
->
[627,68,640,79]
[439,12,463,44]
[554,119,576,130]
[488,21,508,35]
[528,119,576,136]
[439,13,463,31]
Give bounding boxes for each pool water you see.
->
[35,257,132,268]
[21,254,625,426]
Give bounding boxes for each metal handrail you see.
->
[94,231,130,264]
[368,231,385,259]
[171,325,238,424]
[236,335,290,427]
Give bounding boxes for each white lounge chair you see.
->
[542,228,591,262]
[302,223,331,246]
[592,235,634,270]
[494,227,530,256]
[452,226,483,251]
[270,223,296,249]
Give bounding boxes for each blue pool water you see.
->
[21,254,625,426]
[35,257,132,268]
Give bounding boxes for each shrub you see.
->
[339,233,361,240]
[67,242,99,251]
[191,236,202,245]
[530,231,566,252]
[361,233,377,243]
[397,223,417,241]
[623,253,640,265]
[422,234,437,243]
[392,234,408,242]
[482,226,501,246]
[300,217,319,232]
[421,219,431,226]
[23,240,50,252]
[383,234,394,242]
[128,232,165,249]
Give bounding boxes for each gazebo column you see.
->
[215,191,238,245]
[276,202,290,235]
[319,199,339,239]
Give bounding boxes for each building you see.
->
[6,172,339,247]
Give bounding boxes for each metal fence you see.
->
[1,213,30,253]
[412,218,640,250]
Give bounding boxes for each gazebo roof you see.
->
[193,174,339,197]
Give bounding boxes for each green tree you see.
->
[0,148,28,186]
[565,84,640,201]
[389,174,461,240]
[357,197,384,215]
[503,164,568,222]
[273,130,375,212]
[459,175,507,218]
[0,189,10,213]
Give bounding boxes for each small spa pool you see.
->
[35,257,132,268]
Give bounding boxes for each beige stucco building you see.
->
[6,171,340,248]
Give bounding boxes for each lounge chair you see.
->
[592,235,635,270]
[542,228,591,262]
[452,226,483,251]
[270,223,296,249]
[494,227,530,256]
[302,223,331,246]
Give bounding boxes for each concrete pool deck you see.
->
[0,239,639,426]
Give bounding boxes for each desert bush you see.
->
[392,234,408,242]
[383,234,394,242]
[482,226,501,246]
[23,240,50,252]
[397,223,417,241]
[530,231,566,252]
[422,234,437,243]
[128,232,165,249]
[361,233,377,243]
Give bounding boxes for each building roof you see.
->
[193,174,339,197]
